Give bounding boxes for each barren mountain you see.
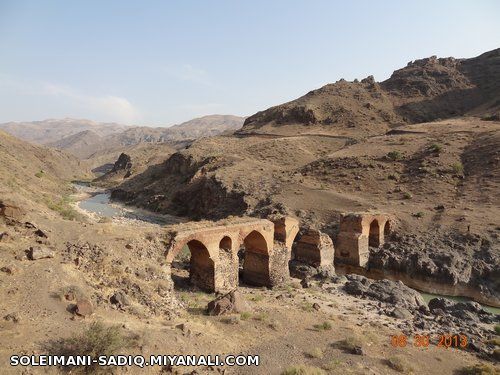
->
[47,130,105,159]
[0,115,244,161]
[0,118,128,145]
[239,48,500,137]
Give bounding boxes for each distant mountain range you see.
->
[0,115,245,159]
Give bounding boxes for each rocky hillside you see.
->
[239,49,500,137]
[47,130,105,159]
[0,130,90,212]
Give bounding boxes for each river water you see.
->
[420,292,500,315]
[73,182,181,225]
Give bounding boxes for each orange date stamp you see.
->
[390,334,468,349]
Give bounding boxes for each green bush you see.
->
[46,196,83,221]
[35,170,45,178]
[428,143,443,153]
[387,151,403,161]
[313,321,332,331]
[403,192,413,200]
[451,162,464,175]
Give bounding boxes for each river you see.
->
[73,182,182,225]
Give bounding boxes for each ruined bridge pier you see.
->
[164,213,391,293]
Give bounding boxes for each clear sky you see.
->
[0,0,499,126]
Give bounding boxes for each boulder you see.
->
[110,291,130,307]
[343,276,425,312]
[28,246,54,260]
[0,201,24,221]
[74,299,93,317]
[207,290,251,316]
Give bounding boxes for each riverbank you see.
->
[71,182,184,226]
[336,264,500,312]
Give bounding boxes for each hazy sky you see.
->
[0,0,499,126]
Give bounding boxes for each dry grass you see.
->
[44,322,137,374]
[304,347,324,359]
[386,355,414,373]
[282,365,326,375]
[313,321,332,331]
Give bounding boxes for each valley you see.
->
[0,48,499,375]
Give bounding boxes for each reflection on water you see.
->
[421,292,500,315]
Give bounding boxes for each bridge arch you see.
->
[170,239,215,292]
[241,230,271,286]
[369,219,380,247]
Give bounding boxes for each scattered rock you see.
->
[343,276,425,313]
[207,290,251,316]
[28,246,54,260]
[34,229,48,238]
[74,299,94,317]
[0,265,17,275]
[3,312,21,323]
[110,291,131,307]
[391,307,413,320]
[175,323,192,336]
[0,201,24,221]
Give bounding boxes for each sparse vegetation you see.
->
[44,322,137,374]
[387,355,413,373]
[46,196,83,221]
[429,143,443,153]
[300,302,315,312]
[413,211,424,218]
[304,347,324,359]
[495,324,500,335]
[54,285,85,302]
[249,294,264,302]
[322,360,342,371]
[35,170,45,178]
[458,363,499,375]
[387,151,403,161]
[313,321,332,331]
[403,192,413,199]
[253,312,269,321]
[451,162,464,175]
[333,336,363,353]
[240,312,252,320]
[281,365,326,375]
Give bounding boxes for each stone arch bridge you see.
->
[164,213,392,293]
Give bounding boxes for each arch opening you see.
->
[240,230,270,286]
[369,219,381,247]
[171,239,215,292]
